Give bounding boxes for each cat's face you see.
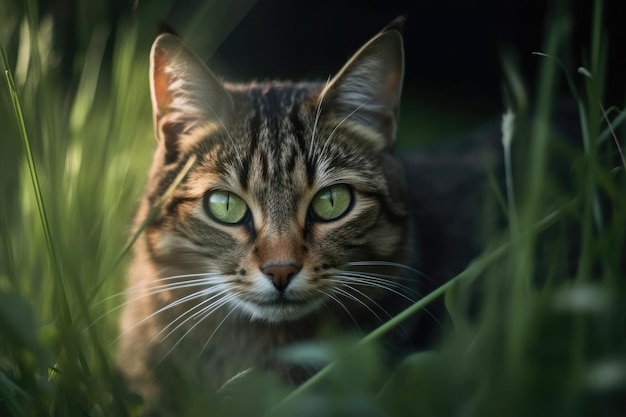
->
[139,29,408,323]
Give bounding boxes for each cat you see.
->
[117,19,492,412]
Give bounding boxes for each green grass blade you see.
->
[516,15,566,286]
[600,104,626,173]
[599,106,626,144]
[0,43,72,325]
[268,205,564,415]
[85,154,199,307]
[501,109,519,241]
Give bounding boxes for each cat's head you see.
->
[139,25,408,323]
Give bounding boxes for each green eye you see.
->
[311,184,352,221]
[205,190,249,224]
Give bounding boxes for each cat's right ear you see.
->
[318,27,404,149]
[150,34,233,147]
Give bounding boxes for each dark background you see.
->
[35,0,626,141]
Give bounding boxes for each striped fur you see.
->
[119,26,415,408]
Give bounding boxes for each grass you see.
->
[1,0,625,416]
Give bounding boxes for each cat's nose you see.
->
[261,263,301,292]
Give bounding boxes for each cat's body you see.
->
[117,24,435,409]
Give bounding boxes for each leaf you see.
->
[0,291,48,367]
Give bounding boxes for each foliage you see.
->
[1,0,625,416]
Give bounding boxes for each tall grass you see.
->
[1,0,625,416]
[1,2,154,414]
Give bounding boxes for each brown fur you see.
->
[118,25,416,411]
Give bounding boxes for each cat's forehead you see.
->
[212,82,321,187]
[227,81,323,115]
[195,83,378,176]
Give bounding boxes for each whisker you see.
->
[126,272,224,288]
[96,272,224,304]
[156,294,239,364]
[330,283,384,323]
[89,276,225,331]
[319,96,374,158]
[123,276,224,297]
[113,285,227,344]
[337,265,436,334]
[335,272,420,303]
[329,277,419,344]
[346,261,430,280]
[309,75,331,157]
[336,275,445,330]
[339,270,421,291]
[152,288,232,344]
[315,288,361,331]
[199,299,244,356]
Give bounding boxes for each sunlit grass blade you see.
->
[1,43,71,324]
[85,154,198,308]
[501,109,519,240]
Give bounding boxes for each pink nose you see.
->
[262,263,301,292]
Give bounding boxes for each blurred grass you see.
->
[1,0,625,416]
[1,1,154,414]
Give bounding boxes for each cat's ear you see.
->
[150,33,233,145]
[320,29,404,147]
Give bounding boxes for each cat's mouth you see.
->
[237,296,324,323]
[256,298,308,307]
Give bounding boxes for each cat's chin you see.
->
[236,298,325,324]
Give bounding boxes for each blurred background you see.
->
[4,0,626,144]
[1,1,625,415]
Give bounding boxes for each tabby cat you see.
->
[118,21,473,411]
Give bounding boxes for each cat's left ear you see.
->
[320,27,404,147]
